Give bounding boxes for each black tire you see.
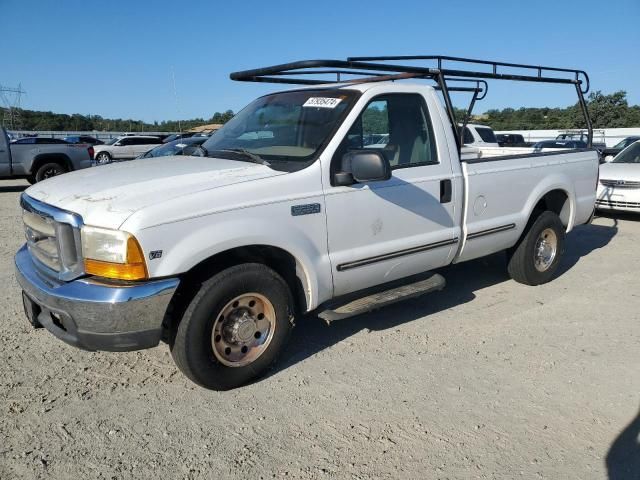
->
[95,152,112,165]
[33,162,67,183]
[170,263,294,390]
[507,211,565,286]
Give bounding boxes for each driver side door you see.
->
[324,93,458,296]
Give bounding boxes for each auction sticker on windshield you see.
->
[303,97,342,108]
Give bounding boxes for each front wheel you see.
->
[507,211,565,286]
[170,263,294,390]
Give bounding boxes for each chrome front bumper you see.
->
[15,245,179,352]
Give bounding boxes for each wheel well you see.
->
[531,189,570,228]
[162,245,307,342]
[32,154,72,173]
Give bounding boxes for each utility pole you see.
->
[0,83,26,130]
[171,67,182,133]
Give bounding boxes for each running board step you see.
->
[318,272,446,323]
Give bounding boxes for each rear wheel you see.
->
[32,162,67,183]
[507,211,565,286]
[170,263,294,390]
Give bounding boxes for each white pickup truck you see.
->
[15,56,599,390]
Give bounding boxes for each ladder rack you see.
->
[230,56,593,150]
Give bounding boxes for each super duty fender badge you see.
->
[291,203,321,216]
[149,250,163,260]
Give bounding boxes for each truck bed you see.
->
[455,148,599,263]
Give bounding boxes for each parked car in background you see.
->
[556,130,606,151]
[93,135,163,164]
[601,136,640,163]
[162,132,210,143]
[363,133,389,146]
[0,127,93,183]
[532,140,587,152]
[462,124,499,147]
[162,133,196,143]
[596,140,640,213]
[496,133,529,147]
[11,137,69,144]
[64,135,104,145]
[138,136,207,159]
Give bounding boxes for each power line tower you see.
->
[0,83,26,130]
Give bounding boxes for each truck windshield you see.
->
[612,142,640,164]
[613,137,640,149]
[201,89,359,170]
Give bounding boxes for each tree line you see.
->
[471,91,640,130]
[361,91,640,134]
[0,108,235,132]
[1,91,639,133]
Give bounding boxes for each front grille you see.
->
[596,199,640,209]
[20,194,84,281]
[600,179,640,188]
[23,210,60,271]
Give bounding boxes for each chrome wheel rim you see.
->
[211,293,276,367]
[534,228,558,272]
[96,154,109,164]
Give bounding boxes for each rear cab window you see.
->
[475,127,498,143]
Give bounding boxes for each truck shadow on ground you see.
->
[270,220,618,378]
[555,218,618,276]
[607,405,640,480]
[0,184,28,193]
[596,211,640,223]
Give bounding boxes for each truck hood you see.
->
[25,156,286,229]
[599,162,640,182]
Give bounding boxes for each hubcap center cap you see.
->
[223,309,257,344]
[534,228,558,272]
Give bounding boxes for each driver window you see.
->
[334,93,438,170]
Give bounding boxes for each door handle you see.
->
[440,179,452,203]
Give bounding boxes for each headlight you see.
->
[81,226,148,280]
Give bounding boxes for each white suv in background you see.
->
[94,136,163,164]
[461,123,500,147]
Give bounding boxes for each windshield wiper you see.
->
[214,148,270,166]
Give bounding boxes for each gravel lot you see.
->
[0,178,638,479]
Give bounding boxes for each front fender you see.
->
[133,211,332,311]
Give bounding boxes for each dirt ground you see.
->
[0,178,638,480]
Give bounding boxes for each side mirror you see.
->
[336,150,391,186]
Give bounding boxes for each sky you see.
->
[2,0,639,122]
